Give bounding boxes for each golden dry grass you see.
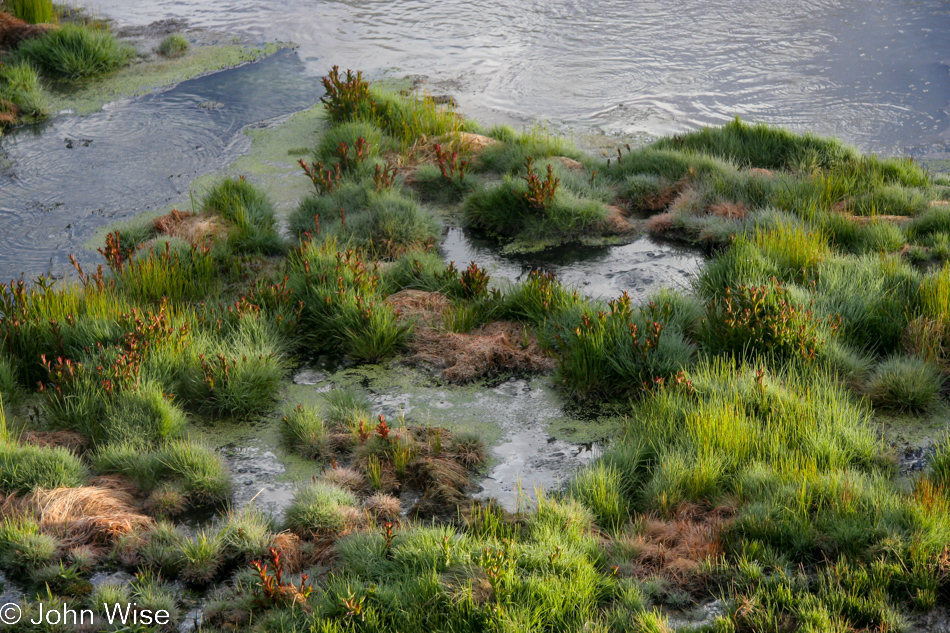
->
[150,209,228,246]
[20,430,87,453]
[26,486,153,547]
[387,289,556,382]
[618,504,732,589]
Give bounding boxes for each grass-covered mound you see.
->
[0,10,135,132]
[1,64,950,633]
[14,22,133,80]
[0,59,45,128]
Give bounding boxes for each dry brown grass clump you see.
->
[363,493,401,522]
[616,504,733,588]
[387,289,555,382]
[20,430,87,454]
[26,486,153,548]
[271,531,305,574]
[646,212,675,234]
[710,201,748,219]
[150,209,228,246]
[413,321,555,382]
[604,205,636,235]
[553,156,584,172]
[385,289,452,326]
[0,102,16,127]
[0,12,54,50]
[410,457,470,501]
[321,465,366,494]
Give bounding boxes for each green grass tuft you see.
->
[17,23,134,80]
[155,33,189,58]
[0,441,87,494]
[864,356,942,412]
[5,0,55,24]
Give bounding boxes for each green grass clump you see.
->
[409,163,481,203]
[171,312,288,417]
[177,529,223,584]
[823,213,906,255]
[0,61,47,126]
[0,518,59,571]
[315,120,385,171]
[812,254,920,355]
[322,386,372,425]
[330,190,440,259]
[567,463,626,531]
[864,356,942,412]
[93,440,230,504]
[203,177,284,255]
[284,482,358,537]
[156,440,231,503]
[500,270,580,325]
[91,381,186,446]
[216,507,273,564]
[156,33,189,58]
[5,0,55,24]
[849,185,931,216]
[0,441,87,494]
[281,403,326,459]
[920,261,950,323]
[115,241,218,303]
[292,185,438,259]
[599,359,883,514]
[650,117,860,171]
[752,224,830,280]
[477,123,583,174]
[552,296,694,400]
[701,278,836,363]
[381,250,449,294]
[369,87,474,146]
[464,175,606,242]
[290,241,409,361]
[17,23,134,80]
[289,179,372,236]
[602,147,733,183]
[318,66,474,146]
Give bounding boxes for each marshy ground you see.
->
[2,51,950,633]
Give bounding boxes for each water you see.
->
[0,48,321,280]
[89,0,950,156]
[441,227,704,302]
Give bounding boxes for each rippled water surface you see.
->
[91,0,950,153]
